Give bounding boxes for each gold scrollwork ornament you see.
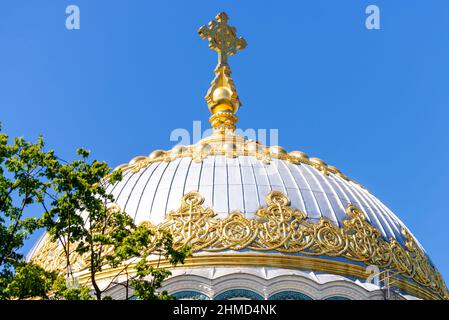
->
[32,191,449,300]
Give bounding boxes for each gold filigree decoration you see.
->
[31,191,448,300]
[31,236,89,274]
[32,203,124,274]
[159,191,219,248]
[152,192,448,299]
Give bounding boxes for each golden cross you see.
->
[198,12,247,68]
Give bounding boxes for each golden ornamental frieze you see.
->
[31,191,448,300]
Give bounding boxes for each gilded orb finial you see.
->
[198,12,246,133]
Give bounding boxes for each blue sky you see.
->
[1,1,449,282]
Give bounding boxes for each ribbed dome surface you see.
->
[106,154,413,246]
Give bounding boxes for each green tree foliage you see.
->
[3,262,56,300]
[2,261,92,300]
[131,231,190,300]
[0,125,58,298]
[0,125,190,300]
[42,148,125,300]
[51,276,93,300]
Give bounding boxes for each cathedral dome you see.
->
[30,131,448,299]
[29,12,448,300]
[97,133,446,300]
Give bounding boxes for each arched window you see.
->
[214,289,264,300]
[172,291,209,300]
[325,296,351,300]
[268,291,313,300]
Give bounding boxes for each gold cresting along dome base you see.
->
[113,133,367,191]
[29,12,449,301]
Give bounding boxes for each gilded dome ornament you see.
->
[199,12,247,132]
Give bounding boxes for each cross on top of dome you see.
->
[198,12,247,68]
[198,12,247,133]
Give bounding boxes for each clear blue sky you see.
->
[1,1,449,282]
